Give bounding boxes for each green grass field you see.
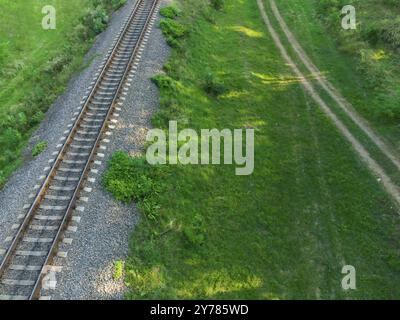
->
[269,0,400,149]
[104,0,400,299]
[0,0,89,185]
[0,0,125,186]
[262,0,400,198]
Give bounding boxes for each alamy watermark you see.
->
[42,5,56,30]
[146,121,255,176]
[341,5,356,30]
[341,265,356,290]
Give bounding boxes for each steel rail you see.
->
[0,0,159,300]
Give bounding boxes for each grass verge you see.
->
[0,0,126,187]
[262,0,400,194]
[268,0,400,150]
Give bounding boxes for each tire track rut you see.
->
[256,0,400,207]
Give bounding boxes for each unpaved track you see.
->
[256,0,400,207]
[268,0,400,173]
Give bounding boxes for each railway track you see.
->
[0,0,159,300]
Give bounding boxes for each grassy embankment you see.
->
[269,0,400,147]
[0,0,126,186]
[103,0,400,299]
[264,0,400,189]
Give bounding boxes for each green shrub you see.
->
[160,5,181,19]
[378,19,400,50]
[151,74,175,89]
[0,172,5,188]
[203,72,227,96]
[108,0,127,10]
[383,0,400,8]
[32,140,48,157]
[30,111,45,127]
[82,6,109,37]
[210,0,225,10]
[102,151,166,205]
[72,23,91,41]
[201,6,217,24]
[182,214,206,246]
[145,74,186,126]
[0,128,22,150]
[43,55,72,74]
[92,0,127,11]
[160,19,187,47]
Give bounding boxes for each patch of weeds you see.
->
[32,140,48,157]
[203,72,227,97]
[210,0,225,11]
[102,152,167,217]
[81,5,109,37]
[92,0,127,12]
[125,262,166,298]
[150,74,188,126]
[107,0,128,11]
[113,260,125,280]
[0,172,5,188]
[160,5,181,19]
[182,214,206,246]
[151,74,176,89]
[201,7,217,24]
[160,19,187,47]
[43,55,73,75]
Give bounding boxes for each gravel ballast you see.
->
[0,0,171,300]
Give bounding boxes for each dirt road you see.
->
[256,0,400,207]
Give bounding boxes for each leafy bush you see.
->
[182,214,206,246]
[160,19,187,47]
[93,0,127,11]
[151,74,186,94]
[383,0,400,8]
[32,141,48,157]
[103,151,166,207]
[160,5,181,19]
[378,19,400,50]
[81,6,109,37]
[210,0,225,10]
[150,74,188,126]
[72,23,91,41]
[203,72,227,96]
[0,172,5,188]
[151,74,175,89]
[201,6,217,24]
[108,0,127,10]
[43,55,72,74]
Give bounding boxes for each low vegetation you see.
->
[113,260,125,280]
[104,0,400,299]
[0,0,126,188]
[31,140,48,157]
[159,5,181,19]
[159,18,187,48]
[315,0,400,123]
[210,0,225,11]
[102,151,166,208]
